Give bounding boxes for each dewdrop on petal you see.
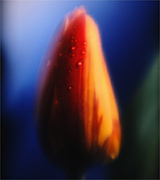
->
[36,6,121,175]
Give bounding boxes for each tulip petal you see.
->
[37,6,121,166]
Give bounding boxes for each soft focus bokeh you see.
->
[1,1,159,179]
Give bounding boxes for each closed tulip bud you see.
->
[36,6,121,177]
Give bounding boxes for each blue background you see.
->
[1,1,159,179]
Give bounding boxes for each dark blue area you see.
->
[1,1,159,179]
[98,1,159,110]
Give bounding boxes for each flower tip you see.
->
[66,6,86,20]
[63,6,86,34]
[73,5,86,15]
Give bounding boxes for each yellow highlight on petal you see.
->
[84,13,121,158]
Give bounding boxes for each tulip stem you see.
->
[66,169,85,180]
[67,175,85,180]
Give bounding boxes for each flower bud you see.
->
[36,6,121,172]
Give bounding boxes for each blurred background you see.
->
[1,1,159,179]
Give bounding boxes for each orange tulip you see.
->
[36,6,121,176]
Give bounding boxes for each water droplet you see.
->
[71,46,76,50]
[75,39,77,42]
[72,32,75,35]
[55,100,58,105]
[58,42,61,46]
[72,54,75,57]
[83,41,87,45]
[74,25,77,28]
[68,86,73,91]
[72,36,74,39]
[59,53,62,56]
[76,60,83,67]
[71,39,74,43]
[81,50,85,54]
[68,66,72,74]
[46,60,51,66]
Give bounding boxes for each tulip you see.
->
[36,6,121,179]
